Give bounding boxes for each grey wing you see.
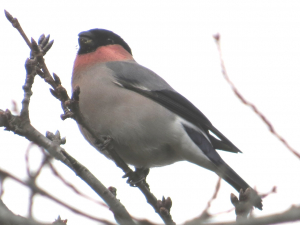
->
[106,61,241,153]
[106,60,175,91]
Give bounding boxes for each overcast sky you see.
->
[1,1,300,224]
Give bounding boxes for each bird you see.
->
[72,28,262,210]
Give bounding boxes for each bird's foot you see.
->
[94,135,113,151]
[122,167,150,188]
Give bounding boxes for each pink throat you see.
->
[73,45,134,71]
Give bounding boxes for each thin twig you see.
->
[201,205,300,225]
[25,142,35,177]
[260,186,277,199]
[11,100,20,115]
[47,160,108,208]
[28,192,34,219]
[0,169,115,225]
[186,178,221,224]
[4,10,32,49]
[3,9,174,225]
[213,33,300,159]
[0,199,51,225]
[3,10,135,225]
[205,177,221,211]
[0,175,4,198]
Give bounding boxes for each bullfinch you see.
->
[72,29,262,210]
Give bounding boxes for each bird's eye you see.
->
[107,38,115,44]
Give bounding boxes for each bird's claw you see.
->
[94,135,113,151]
[122,168,150,187]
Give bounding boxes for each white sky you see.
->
[1,1,300,224]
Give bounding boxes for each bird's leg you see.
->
[123,167,150,188]
[94,135,113,151]
[94,137,150,188]
[93,134,150,187]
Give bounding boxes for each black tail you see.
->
[183,124,263,210]
[216,162,263,210]
[217,162,250,192]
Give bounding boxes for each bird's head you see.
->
[73,29,133,71]
[78,29,132,55]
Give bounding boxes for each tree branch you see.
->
[213,33,300,159]
[2,10,135,225]
[0,170,115,225]
[3,9,174,225]
[198,205,300,225]
[0,199,52,225]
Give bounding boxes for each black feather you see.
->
[109,62,241,154]
[183,125,262,210]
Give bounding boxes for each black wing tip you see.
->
[216,148,242,153]
[235,147,243,153]
[231,143,242,153]
[209,126,243,154]
[221,146,242,153]
[209,134,242,153]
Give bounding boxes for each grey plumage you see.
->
[107,61,241,153]
[73,60,249,182]
[72,61,183,168]
[72,29,262,209]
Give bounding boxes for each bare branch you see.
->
[197,205,300,225]
[64,87,175,225]
[260,186,277,199]
[4,11,175,224]
[230,188,261,221]
[185,178,221,224]
[205,177,221,211]
[4,10,32,49]
[0,112,133,224]
[52,216,67,225]
[213,33,300,159]
[3,10,136,224]
[47,160,108,208]
[49,135,134,225]
[207,186,277,220]
[11,100,19,114]
[0,199,52,225]
[0,169,115,225]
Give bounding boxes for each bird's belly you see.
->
[76,76,183,168]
